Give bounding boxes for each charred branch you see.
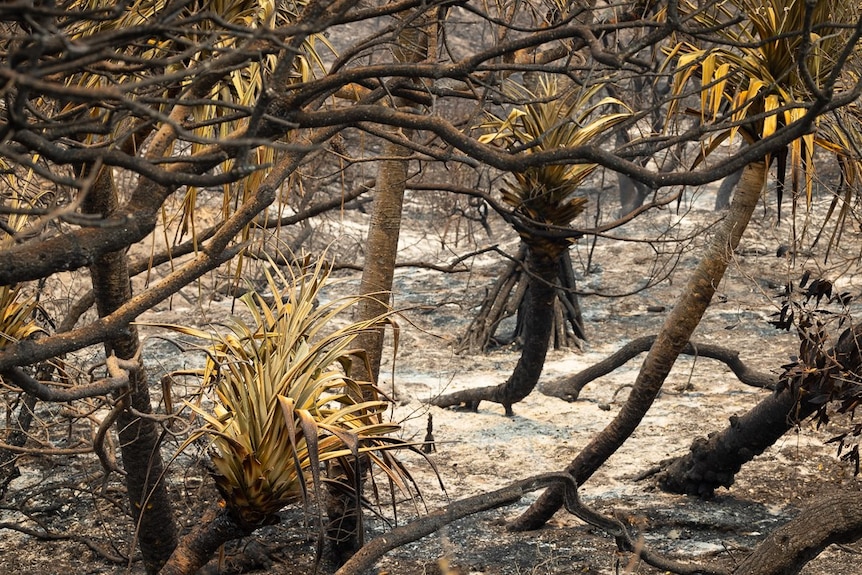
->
[539,335,777,403]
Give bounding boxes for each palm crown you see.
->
[479,77,630,254]
[166,258,420,528]
[665,0,862,212]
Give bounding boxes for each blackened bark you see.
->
[431,249,559,415]
[83,169,178,573]
[159,503,254,575]
[510,162,766,531]
[659,321,862,498]
[457,245,584,353]
[659,388,812,498]
[116,359,180,572]
[493,251,558,413]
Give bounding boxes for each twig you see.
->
[0,521,128,563]
[93,395,128,477]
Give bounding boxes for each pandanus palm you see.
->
[0,180,50,498]
[648,0,862,497]
[433,77,630,414]
[159,257,424,573]
[68,0,331,252]
[514,0,862,529]
[0,285,46,495]
[56,2,332,570]
[665,0,862,221]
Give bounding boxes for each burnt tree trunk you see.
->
[511,161,766,531]
[659,321,862,498]
[659,388,813,498]
[330,12,429,563]
[159,503,254,575]
[457,244,584,354]
[432,249,560,415]
[83,167,178,573]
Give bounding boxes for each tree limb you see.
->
[1,366,130,402]
[336,472,726,575]
[733,490,862,575]
[539,335,777,402]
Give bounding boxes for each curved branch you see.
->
[281,82,858,189]
[58,185,370,332]
[733,490,862,575]
[539,335,777,402]
[336,472,725,575]
[1,366,129,402]
[0,125,344,371]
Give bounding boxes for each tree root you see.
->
[538,335,776,402]
[456,244,584,354]
[428,384,508,413]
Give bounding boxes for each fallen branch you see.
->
[538,335,776,402]
[335,472,726,575]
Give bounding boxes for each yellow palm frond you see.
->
[1,164,51,348]
[158,256,419,528]
[63,0,334,250]
[0,285,45,349]
[479,75,631,233]
[665,0,860,211]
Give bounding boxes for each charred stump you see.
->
[658,321,862,498]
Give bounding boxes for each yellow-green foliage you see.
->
[1,168,47,348]
[0,285,44,349]
[479,76,631,232]
[64,0,335,252]
[663,0,862,204]
[165,257,416,528]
